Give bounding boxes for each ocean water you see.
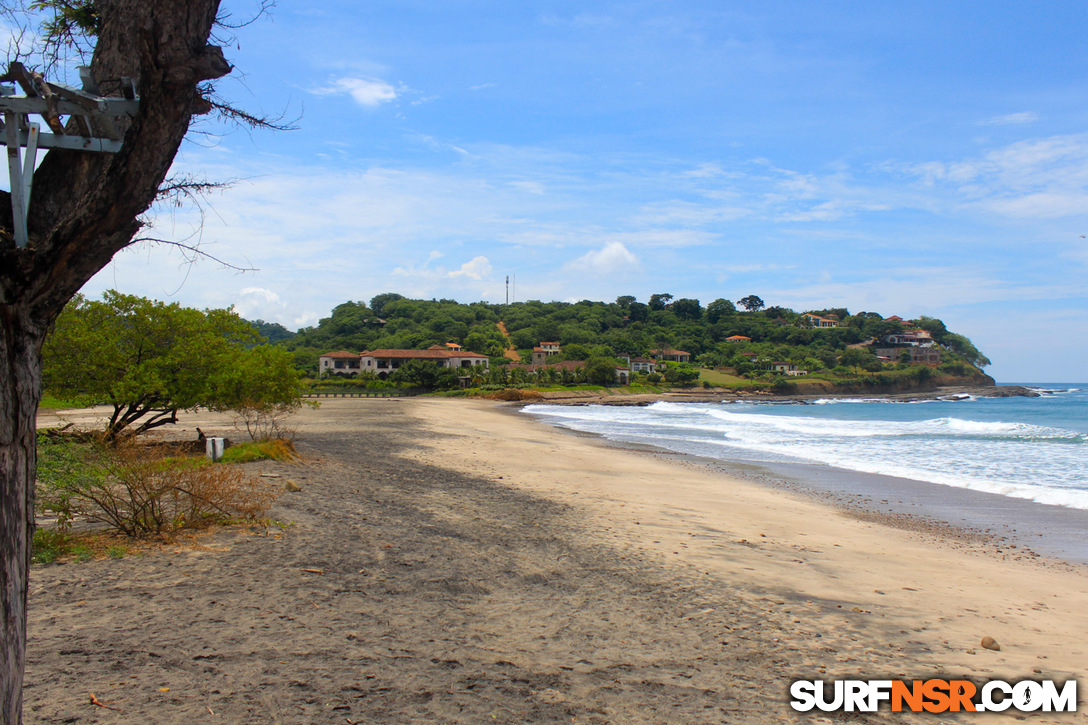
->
[523,385,1088,511]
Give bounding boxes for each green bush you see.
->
[32,528,69,564]
[35,435,277,538]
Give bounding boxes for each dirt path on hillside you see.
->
[26,401,962,724]
[495,321,521,362]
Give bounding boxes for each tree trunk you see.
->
[0,2,231,720]
[0,306,43,721]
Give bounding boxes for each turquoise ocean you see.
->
[524,386,1088,541]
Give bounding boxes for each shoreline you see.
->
[517,383,1041,406]
[512,384,1088,567]
[518,407,1088,567]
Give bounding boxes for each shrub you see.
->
[31,528,69,564]
[36,437,276,538]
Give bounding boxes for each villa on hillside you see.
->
[320,346,489,378]
[319,350,362,375]
[650,348,691,363]
[802,313,839,328]
[531,341,562,365]
[884,330,934,347]
[615,354,658,373]
[724,335,751,343]
[874,328,941,366]
[875,345,941,366]
[361,346,489,377]
[771,361,808,376]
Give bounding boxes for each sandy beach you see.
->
[26,397,1088,723]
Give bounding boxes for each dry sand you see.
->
[26,398,1088,723]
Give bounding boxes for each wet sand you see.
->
[25,398,1088,723]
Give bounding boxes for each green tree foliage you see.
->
[838,347,873,373]
[247,319,296,344]
[648,293,673,311]
[705,298,736,323]
[583,356,620,385]
[369,292,405,316]
[212,345,308,441]
[388,360,460,390]
[737,295,766,312]
[627,302,650,322]
[42,292,297,440]
[662,364,699,384]
[671,298,702,321]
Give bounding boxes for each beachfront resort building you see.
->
[320,346,489,378]
[360,347,489,377]
[319,350,362,375]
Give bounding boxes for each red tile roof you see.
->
[361,349,488,360]
[321,350,360,359]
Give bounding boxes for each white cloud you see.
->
[978,111,1039,126]
[313,77,399,106]
[510,180,547,195]
[448,256,493,280]
[564,241,640,275]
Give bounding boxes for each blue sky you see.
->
[32,2,1088,380]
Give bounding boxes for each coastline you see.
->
[28,397,1088,722]
[515,405,1088,567]
[516,383,1039,406]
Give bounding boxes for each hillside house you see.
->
[802,313,839,328]
[884,330,934,347]
[771,361,808,376]
[651,348,691,363]
[875,346,941,366]
[356,346,489,378]
[319,350,362,376]
[531,341,561,365]
[629,357,657,373]
[724,335,751,343]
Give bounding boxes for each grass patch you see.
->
[38,393,88,410]
[32,528,142,564]
[698,369,748,386]
[219,439,300,464]
[32,528,69,564]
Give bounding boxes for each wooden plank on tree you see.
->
[4,112,27,247]
[0,126,122,152]
[0,96,139,119]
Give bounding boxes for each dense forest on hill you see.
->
[269,293,991,382]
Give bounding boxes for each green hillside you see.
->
[275,293,992,390]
